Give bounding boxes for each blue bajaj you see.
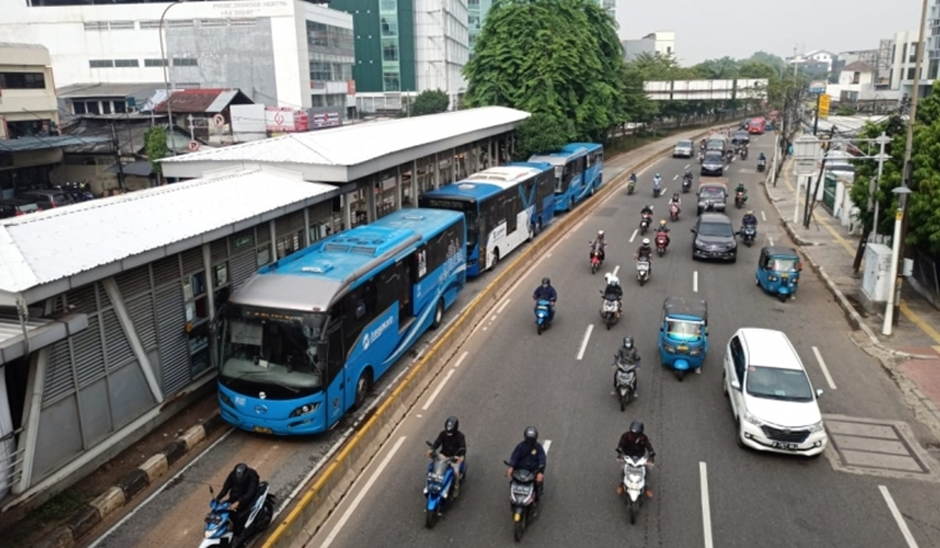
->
[424,441,466,528]
[658,297,708,382]
[756,246,802,302]
[535,299,553,335]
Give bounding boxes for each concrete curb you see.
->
[261,124,725,548]
[34,413,226,548]
[761,171,930,362]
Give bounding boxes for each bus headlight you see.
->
[290,403,320,417]
[219,391,234,408]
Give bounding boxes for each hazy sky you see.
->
[615,0,923,65]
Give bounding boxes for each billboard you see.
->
[642,79,769,101]
[266,107,309,133]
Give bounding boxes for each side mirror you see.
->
[690,228,696,233]
[730,378,741,391]
[816,388,824,399]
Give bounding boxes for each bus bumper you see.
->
[218,395,328,436]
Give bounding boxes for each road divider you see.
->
[259,125,724,548]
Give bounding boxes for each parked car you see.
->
[673,139,694,158]
[0,198,42,219]
[19,189,75,209]
[722,328,827,457]
[691,212,737,262]
[700,151,724,177]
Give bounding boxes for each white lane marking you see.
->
[662,187,668,195]
[497,297,512,315]
[574,219,586,231]
[544,439,552,453]
[700,462,714,548]
[812,346,837,390]
[321,436,408,548]
[761,210,767,222]
[490,314,497,322]
[546,252,552,258]
[693,271,699,293]
[416,414,423,418]
[629,229,638,243]
[673,174,679,180]
[421,369,455,411]
[576,324,594,360]
[453,350,469,368]
[613,265,620,276]
[85,429,235,548]
[879,485,920,548]
[767,237,774,246]
[685,163,690,169]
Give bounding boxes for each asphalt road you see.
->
[305,134,940,548]
[79,131,668,548]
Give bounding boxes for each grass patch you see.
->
[31,489,89,523]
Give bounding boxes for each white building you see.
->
[0,0,356,112]
[414,0,469,108]
[621,31,675,62]
[0,42,59,140]
[889,29,931,97]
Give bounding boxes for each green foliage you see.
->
[144,126,169,176]
[747,51,788,74]
[464,0,626,141]
[512,112,573,160]
[412,89,450,116]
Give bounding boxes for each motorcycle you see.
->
[682,177,692,193]
[652,178,662,198]
[590,248,603,274]
[734,191,746,209]
[655,232,669,257]
[669,202,680,222]
[757,159,766,173]
[424,441,465,528]
[535,299,553,335]
[740,224,757,247]
[740,148,748,160]
[698,152,705,164]
[613,358,638,411]
[503,462,539,542]
[599,290,620,330]
[627,175,637,195]
[199,484,275,548]
[639,213,652,235]
[616,450,649,525]
[636,258,650,286]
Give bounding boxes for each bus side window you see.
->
[564,161,576,186]
[576,156,586,176]
[377,260,412,321]
[326,320,345,382]
[505,192,517,232]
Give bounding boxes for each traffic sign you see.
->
[188,140,200,152]
[212,113,225,127]
[818,94,831,118]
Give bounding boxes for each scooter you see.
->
[590,248,603,274]
[627,174,637,195]
[599,290,620,330]
[639,213,652,235]
[199,484,275,548]
[613,358,638,411]
[636,259,650,286]
[503,462,539,542]
[669,202,680,222]
[682,177,692,193]
[424,441,466,529]
[652,179,663,198]
[616,450,649,525]
[757,159,766,173]
[535,299,553,335]
[734,191,746,209]
[655,232,669,257]
[740,224,757,247]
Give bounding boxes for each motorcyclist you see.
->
[217,463,260,535]
[603,272,624,317]
[613,337,641,397]
[427,416,467,497]
[735,182,748,203]
[640,204,654,222]
[617,421,656,498]
[683,169,693,182]
[507,427,547,507]
[590,230,607,263]
[532,277,557,322]
[629,172,638,184]
[742,210,758,230]
[635,239,653,275]
[758,152,767,163]
[668,193,681,215]
[653,173,662,193]
[654,219,671,247]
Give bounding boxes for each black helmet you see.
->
[233,463,248,480]
[541,277,550,285]
[444,416,459,434]
[629,421,644,435]
[524,426,538,444]
[622,337,634,350]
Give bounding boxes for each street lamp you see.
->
[882,186,912,336]
[159,0,185,156]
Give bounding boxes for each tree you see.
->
[512,112,572,160]
[693,56,739,80]
[411,89,450,116]
[747,51,787,75]
[144,126,169,176]
[464,0,626,141]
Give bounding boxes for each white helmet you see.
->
[642,238,651,247]
[605,273,620,286]
[598,230,605,237]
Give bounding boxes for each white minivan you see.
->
[722,328,828,456]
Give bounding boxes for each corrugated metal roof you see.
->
[154,88,251,114]
[0,166,337,295]
[0,135,111,153]
[161,106,530,168]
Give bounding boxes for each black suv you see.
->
[691,213,737,262]
[0,199,42,219]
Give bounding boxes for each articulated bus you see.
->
[418,162,555,277]
[216,209,467,435]
[529,142,604,212]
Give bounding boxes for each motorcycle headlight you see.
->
[743,411,763,426]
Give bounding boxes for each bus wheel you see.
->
[354,369,372,409]
[492,248,500,267]
[431,299,444,330]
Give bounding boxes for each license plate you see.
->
[253,426,273,434]
[677,345,688,351]
[513,513,521,522]
[772,441,799,451]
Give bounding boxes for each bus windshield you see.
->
[419,197,479,248]
[553,165,565,193]
[219,309,327,398]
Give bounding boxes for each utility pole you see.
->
[804,126,836,228]
[891,0,929,328]
[812,93,821,135]
[870,132,889,241]
[110,123,127,192]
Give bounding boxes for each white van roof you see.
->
[737,328,803,371]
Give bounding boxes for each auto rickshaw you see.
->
[657,297,709,382]
[756,246,802,301]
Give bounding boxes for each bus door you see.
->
[325,318,346,426]
[565,159,579,194]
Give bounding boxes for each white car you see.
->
[673,139,693,158]
[722,328,827,456]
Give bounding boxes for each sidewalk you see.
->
[765,162,940,439]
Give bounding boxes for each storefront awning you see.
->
[0,314,88,366]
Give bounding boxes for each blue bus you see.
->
[529,142,604,212]
[418,162,555,277]
[215,209,467,435]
